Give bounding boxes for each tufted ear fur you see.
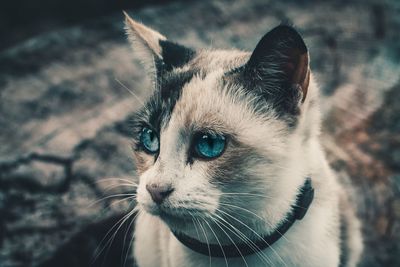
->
[240,25,310,117]
[124,12,195,75]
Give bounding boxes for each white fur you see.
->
[124,15,363,267]
[134,77,351,267]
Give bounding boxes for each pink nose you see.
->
[146,183,174,204]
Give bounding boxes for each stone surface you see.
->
[0,0,399,266]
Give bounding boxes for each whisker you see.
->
[219,192,273,198]
[207,215,249,267]
[218,202,289,243]
[188,200,270,263]
[96,177,138,186]
[196,217,212,267]
[123,210,140,267]
[92,208,137,264]
[216,208,287,266]
[115,77,145,106]
[189,212,201,240]
[120,208,136,265]
[203,218,229,267]
[211,213,272,266]
[107,195,137,207]
[88,193,137,207]
[104,210,139,267]
[100,183,138,193]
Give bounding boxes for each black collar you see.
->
[172,178,314,258]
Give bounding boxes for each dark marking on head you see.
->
[132,69,199,147]
[158,70,198,126]
[159,40,195,71]
[159,71,196,102]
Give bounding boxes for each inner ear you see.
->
[245,25,310,103]
[286,47,310,102]
[293,52,310,102]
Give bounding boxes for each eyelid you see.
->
[192,127,228,137]
[191,131,225,144]
[134,122,158,136]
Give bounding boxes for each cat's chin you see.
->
[158,210,191,228]
[141,204,203,230]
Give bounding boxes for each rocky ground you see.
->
[0,0,399,266]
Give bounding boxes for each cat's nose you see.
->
[146,183,174,204]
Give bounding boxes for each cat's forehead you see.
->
[188,49,249,73]
[171,71,233,132]
[156,74,280,141]
[156,71,287,162]
[140,48,285,143]
[141,50,248,126]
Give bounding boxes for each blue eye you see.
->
[194,133,226,159]
[140,127,159,153]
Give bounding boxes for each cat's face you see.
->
[125,14,316,233]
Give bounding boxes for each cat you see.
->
[123,12,363,267]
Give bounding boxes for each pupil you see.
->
[207,137,213,148]
[140,128,158,153]
[149,130,154,141]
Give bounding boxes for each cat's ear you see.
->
[124,12,195,74]
[243,25,310,109]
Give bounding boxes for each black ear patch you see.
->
[238,25,310,120]
[159,40,195,71]
[246,25,308,73]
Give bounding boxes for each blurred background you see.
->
[0,0,399,266]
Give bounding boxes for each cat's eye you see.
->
[140,127,159,154]
[193,133,226,159]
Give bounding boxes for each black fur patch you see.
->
[132,69,198,143]
[159,40,195,71]
[158,70,197,126]
[246,25,307,71]
[132,38,197,149]
[228,25,308,126]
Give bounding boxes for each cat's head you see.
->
[125,13,320,234]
